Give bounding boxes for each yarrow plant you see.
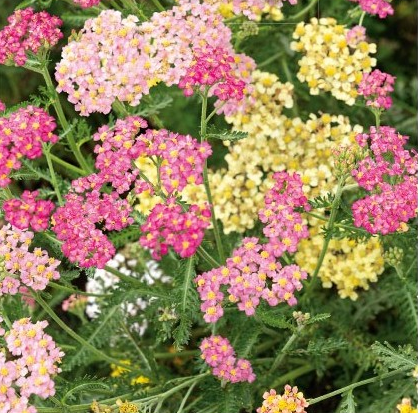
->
[0,1,416,413]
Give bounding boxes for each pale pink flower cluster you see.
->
[346,25,366,47]
[0,224,60,295]
[352,126,418,234]
[62,294,87,311]
[0,317,64,413]
[195,237,307,322]
[56,1,256,116]
[0,8,62,66]
[52,191,133,268]
[358,69,395,109]
[4,190,55,232]
[0,105,58,187]
[73,0,101,7]
[200,335,256,383]
[140,197,211,260]
[259,172,310,258]
[257,386,309,413]
[0,100,5,112]
[350,0,394,18]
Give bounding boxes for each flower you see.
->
[73,0,101,7]
[0,8,62,66]
[0,224,60,295]
[350,0,394,19]
[291,17,377,105]
[4,190,55,232]
[396,398,417,413]
[200,335,256,383]
[257,385,309,413]
[0,105,59,188]
[0,317,64,412]
[0,100,5,112]
[140,198,211,260]
[351,126,418,234]
[358,69,395,109]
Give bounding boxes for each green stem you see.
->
[197,246,221,268]
[112,99,129,117]
[32,293,134,371]
[258,52,282,69]
[48,281,110,298]
[290,0,319,21]
[150,0,165,11]
[359,11,366,26]
[308,368,409,405]
[176,381,197,413]
[304,211,328,222]
[42,144,63,206]
[40,65,91,173]
[269,326,304,373]
[271,363,317,388]
[200,90,225,263]
[304,178,345,298]
[50,153,85,176]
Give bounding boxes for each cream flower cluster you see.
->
[207,1,285,21]
[295,219,385,300]
[291,18,377,105]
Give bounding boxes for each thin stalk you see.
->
[200,89,225,262]
[49,153,85,176]
[42,144,63,206]
[176,382,197,413]
[150,0,165,11]
[48,281,110,298]
[359,11,366,26]
[271,363,317,388]
[258,52,282,69]
[269,326,304,373]
[304,178,345,298]
[290,0,319,21]
[40,66,91,173]
[197,246,221,268]
[32,293,135,371]
[308,368,409,405]
[120,322,152,372]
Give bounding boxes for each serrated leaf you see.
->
[339,390,357,413]
[306,313,331,325]
[206,126,248,141]
[371,341,417,372]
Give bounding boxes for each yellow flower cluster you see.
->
[295,219,385,300]
[291,17,377,105]
[215,2,284,21]
[397,398,417,413]
[110,360,150,386]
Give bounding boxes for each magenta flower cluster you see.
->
[0,8,62,66]
[358,69,395,109]
[0,105,59,187]
[195,237,307,322]
[352,126,418,234]
[52,191,133,268]
[0,318,64,413]
[4,190,55,232]
[179,46,245,101]
[73,0,101,7]
[0,224,60,295]
[350,0,394,18]
[56,1,256,116]
[259,172,310,258]
[200,335,256,383]
[140,197,211,260]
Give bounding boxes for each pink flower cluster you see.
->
[73,0,101,7]
[0,100,5,112]
[0,8,62,66]
[358,69,395,109]
[259,172,310,258]
[257,386,309,413]
[62,294,87,311]
[4,190,55,232]
[0,224,60,295]
[350,0,394,18]
[195,237,307,322]
[179,46,245,101]
[352,126,418,234]
[200,335,256,383]
[140,198,211,260]
[0,318,64,413]
[346,25,366,47]
[52,191,133,268]
[56,2,256,116]
[0,105,59,187]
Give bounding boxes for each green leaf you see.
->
[371,341,417,372]
[14,0,37,10]
[306,313,331,325]
[339,390,357,413]
[206,126,248,142]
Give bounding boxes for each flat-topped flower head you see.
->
[0,8,62,66]
[200,335,255,383]
[358,69,395,109]
[0,318,64,412]
[350,0,394,18]
[0,224,60,295]
[257,385,309,413]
